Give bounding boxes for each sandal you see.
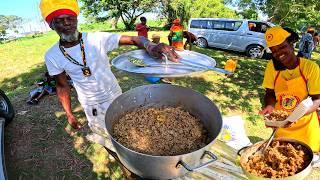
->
[27,99,39,105]
[33,99,39,104]
[27,100,33,105]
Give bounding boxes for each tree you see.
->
[160,0,238,28]
[0,15,22,41]
[227,0,320,31]
[189,0,238,19]
[158,0,177,28]
[263,0,320,30]
[80,0,158,30]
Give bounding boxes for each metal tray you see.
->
[111,50,217,77]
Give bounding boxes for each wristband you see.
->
[145,42,156,52]
[139,36,150,49]
[143,41,150,49]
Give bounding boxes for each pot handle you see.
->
[312,154,320,167]
[176,151,217,171]
[237,146,250,156]
[90,125,110,138]
[89,125,117,153]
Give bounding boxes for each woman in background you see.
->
[168,19,184,50]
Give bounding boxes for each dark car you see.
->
[0,89,14,180]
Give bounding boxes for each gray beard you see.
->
[59,31,79,42]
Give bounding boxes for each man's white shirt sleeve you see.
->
[45,52,64,76]
[99,32,121,52]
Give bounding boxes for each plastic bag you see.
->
[217,115,252,150]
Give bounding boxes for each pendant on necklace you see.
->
[82,67,92,77]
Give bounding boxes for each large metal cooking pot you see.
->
[238,138,318,180]
[105,84,223,179]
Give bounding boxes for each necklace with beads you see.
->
[59,33,92,77]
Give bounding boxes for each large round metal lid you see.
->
[111,49,216,77]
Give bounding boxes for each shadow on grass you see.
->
[0,64,47,97]
[109,45,268,125]
[2,42,271,179]
[175,46,267,124]
[216,58,267,112]
[194,46,247,63]
[1,64,124,179]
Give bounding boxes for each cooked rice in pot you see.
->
[244,141,311,178]
[113,106,209,156]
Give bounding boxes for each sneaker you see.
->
[27,99,38,105]
[33,99,39,104]
[27,100,33,105]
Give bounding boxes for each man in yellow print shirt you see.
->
[260,27,320,152]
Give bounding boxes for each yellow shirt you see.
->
[262,58,320,152]
[262,58,320,95]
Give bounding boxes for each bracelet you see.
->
[139,36,150,49]
[145,42,156,52]
[143,40,149,49]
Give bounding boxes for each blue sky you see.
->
[0,0,87,33]
[0,0,158,33]
[0,0,50,33]
[0,0,42,21]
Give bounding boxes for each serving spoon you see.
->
[258,97,313,155]
[261,128,277,153]
[253,128,277,156]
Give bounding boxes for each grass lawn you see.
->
[0,30,319,179]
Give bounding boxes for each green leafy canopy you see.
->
[227,0,320,31]
[80,0,158,30]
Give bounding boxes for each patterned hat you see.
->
[39,0,80,24]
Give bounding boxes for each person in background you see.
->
[283,27,299,47]
[151,34,160,44]
[27,72,56,105]
[183,31,197,51]
[248,23,256,31]
[260,27,320,152]
[298,28,315,59]
[135,16,149,38]
[166,20,185,84]
[313,32,319,50]
[168,18,184,50]
[282,27,299,56]
[39,0,180,147]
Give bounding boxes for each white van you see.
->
[188,18,274,58]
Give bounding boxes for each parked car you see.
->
[0,89,14,180]
[188,18,275,58]
[0,89,14,125]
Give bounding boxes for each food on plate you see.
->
[244,140,311,178]
[264,110,289,121]
[129,57,146,67]
[113,106,208,156]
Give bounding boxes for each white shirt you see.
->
[45,32,122,105]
